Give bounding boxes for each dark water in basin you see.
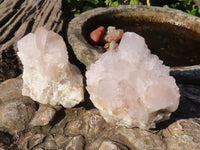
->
[125,21,200,67]
[84,20,200,67]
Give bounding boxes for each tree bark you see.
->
[0,0,63,82]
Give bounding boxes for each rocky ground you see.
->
[0,76,200,150]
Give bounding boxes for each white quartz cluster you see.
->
[86,32,180,129]
[17,27,84,108]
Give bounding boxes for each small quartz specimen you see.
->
[86,32,180,129]
[17,27,84,108]
[103,26,124,50]
[103,26,124,43]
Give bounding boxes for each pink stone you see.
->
[86,32,180,129]
[104,28,124,43]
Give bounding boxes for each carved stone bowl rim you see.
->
[67,5,200,83]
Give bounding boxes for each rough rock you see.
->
[99,141,119,150]
[104,126,166,150]
[87,138,128,150]
[65,135,85,150]
[51,108,167,150]
[63,108,107,139]
[0,75,22,103]
[99,140,128,150]
[0,0,63,83]
[0,77,36,134]
[54,135,71,148]
[29,104,57,127]
[37,134,58,149]
[28,134,46,150]
[86,32,180,129]
[161,119,200,150]
[0,99,36,134]
[17,129,48,150]
[17,27,84,108]
[1,105,197,150]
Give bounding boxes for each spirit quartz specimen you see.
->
[86,32,180,129]
[17,27,84,108]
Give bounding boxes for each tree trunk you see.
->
[0,0,63,82]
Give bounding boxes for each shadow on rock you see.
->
[156,83,200,130]
[172,83,200,119]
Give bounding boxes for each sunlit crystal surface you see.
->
[86,32,180,129]
[17,27,84,108]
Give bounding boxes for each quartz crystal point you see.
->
[17,27,84,108]
[86,32,180,129]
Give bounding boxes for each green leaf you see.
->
[86,0,99,5]
[130,0,138,5]
[83,5,94,12]
[111,1,119,7]
[105,0,112,6]
[187,9,197,16]
[198,6,200,14]
[72,8,77,12]
[185,0,192,5]
[74,12,80,17]
[163,5,169,8]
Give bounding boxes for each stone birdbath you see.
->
[67,5,200,84]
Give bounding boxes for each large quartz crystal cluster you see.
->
[86,32,180,129]
[17,27,84,108]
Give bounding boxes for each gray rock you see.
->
[88,138,129,150]
[54,134,71,148]
[28,134,46,149]
[17,132,46,150]
[4,106,199,150]
[86,138,103,150]
[30,104,57,127]
[63,108,107,140]
[99,141,120,150]
[0,76,23,103]
[162,119,200,150]
[0,99,36,134]
[65,135,85,150]
[0,145,9,150]
[53,108,167,150]
[103,126,167,150]
[33,134,58,150]
[0,76,36,134]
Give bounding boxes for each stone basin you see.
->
[67,5,200,84]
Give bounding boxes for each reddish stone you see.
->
[90,26,105,44]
